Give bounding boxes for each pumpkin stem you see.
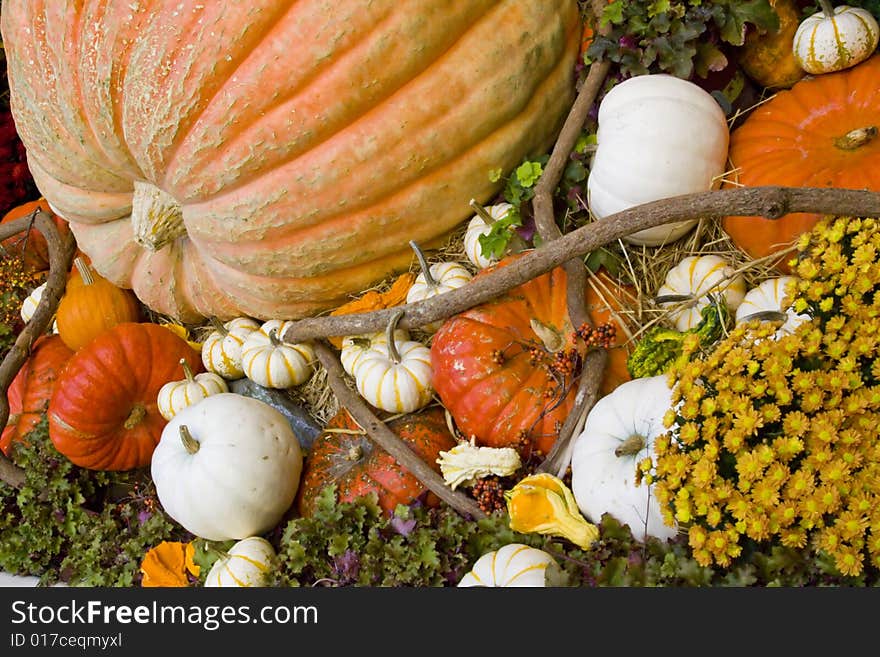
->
[615,434,646,457]
[530,318,565,353]
[738,310,789,324]
[123,403,147,430]
[131,181,187,251]
[73,257,94,286]
[268,328,283,348]
[345,444,363,461]
[469,199,500,227]
[833,126,877,151]
[179,425,200,455]
[409,240,438,290]
[654,294,693,305]
[385,308,405,364]
[180,358,195,383]
[818,0,836,17]
[209,317,229,337]
[468,198,527,254]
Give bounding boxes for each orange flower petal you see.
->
[140,541,192,587]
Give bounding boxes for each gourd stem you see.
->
[180,358,195,383]
[123,404,146,430]
[346,444,363,461]
[73,257,93,286]
[739,310,789,324]
[268,328,283,348]
[469,199,499,227]
[834,126,877,151]
[615,434,646,457]
[818,0,836,17]
[209,317,228,337]
[469,199,527,253]
[179,425,200,454]
[409,240,438,290]
[654,294,693,304]
[385,309,405,364]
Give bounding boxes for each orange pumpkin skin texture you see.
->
[1,335,73,456]
[296,406,456,517]
[430,257,633,458]
[48,322,204,471]
[723,55,880,273]
[0,1,581,322]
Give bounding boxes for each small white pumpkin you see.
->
[587,74,729,246]
[735,276,811,338]
[570,374,679,543]
[204,537,275,588]
[241,319,315,389]
[200,317,261,379]
[157,358,229,421]
[405,240,472,331]
[354,311,433,413]
[151,393,303,541]
[340,328,410,377]
[793,3,880,75]
[656,254,746,332]
[458,543,566,587]
[20,282,59,333]
[463,202,514,269]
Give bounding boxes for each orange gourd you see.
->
[1,1,582,322]
[722,54,880,272]
[55,257,142,351]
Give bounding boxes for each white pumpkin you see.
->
[570,374,679,543]
[204,537,275,588]
[151,393,303,541]
[656,255,746,332]
[20,282,59,333]
[458,543,565,587]
[793,3,880,75]
[735,276,811,338]
[463,202,514,269]
[157,358,229,421]
[201,317,261,379]
[241,319,315,389]
[340,329,410,377]
[405,241,472,331]
[586,74,729,246]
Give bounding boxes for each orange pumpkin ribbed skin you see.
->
[296,406,456,517]
[0,335,73,456]
[430,256,633,458]
[48,322,204,471]
[723,55,880,272]
[0,0,581,322]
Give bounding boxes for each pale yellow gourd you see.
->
[458,543,566,587]
[405,241,472,332]
[157,358,229,421]
[656,255,746,331]
[200,317,261,379]
[793,3,880,74]
[204,537,276,588]
[240,319,315,389]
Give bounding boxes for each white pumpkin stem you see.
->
[834,126,877,151]
[179,424,200,454]
[385,309,405,364]
[654,293,693,304]
[469,199,499,227]
[131,181,187,251]
[268,328,283,348]
[209,317,229,337]
[818,0,835,17]
[409,240,438,290]
[180,358,195,383]
[615,434,646,457]
[73,257,94,286]
[739,310,788,324]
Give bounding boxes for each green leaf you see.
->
[718,0,779,46]
[514,161,543,188]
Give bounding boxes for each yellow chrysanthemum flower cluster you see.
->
[650,216,880,576]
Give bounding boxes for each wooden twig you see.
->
[282,186,880,345]
[312,339,487,520]
[0,212,77,489]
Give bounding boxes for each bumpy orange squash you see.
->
[1,1,581,322]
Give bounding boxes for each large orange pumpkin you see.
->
[723,54,880,272]
[430,256,634,458]
[1,1,581,322]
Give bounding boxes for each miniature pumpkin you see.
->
[793,3,879,75]
[405,241,473,332]
[656,255,746,332]
[353,311,434,414]
[1,0,581,322]
[463,202,515,269]
[737,0,807,89]
[570,374,679,543]
[0,198,69,273]
[48,322,203,471]
[1,335,73,456]
[151,393,303,541]
[157,358,229,421]
[340,328,410,378]
[457,543,566,587]
[296,406,456,516]
[587,74,729,246]
[204,537,276,588]
[722,55,880,272]
[431,257,633,457]
[20,281,58,333]
[735,276,811,338]
[55,257,142,351]
[240,320,316,389]
[200,317,261,380]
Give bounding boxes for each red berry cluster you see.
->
[574,321,617,349]
[471,477,507,515]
